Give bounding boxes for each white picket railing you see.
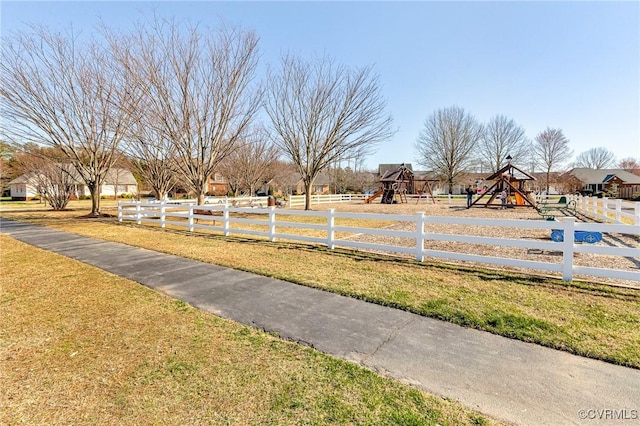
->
[574,196,640,225]
[118,201,640,283]
[286,193,367,208]
[534,194,640,225]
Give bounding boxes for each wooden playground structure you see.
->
[366,164,416,204]
[469,162,536,209]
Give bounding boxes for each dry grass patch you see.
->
[0,236,496,425]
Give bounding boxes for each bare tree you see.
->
[414,106,483,193]
[479,115,530,172]
[532,127,573,193]
[264,55,394,210]
[618,157,640,171]
[0,26,140,216]
[124,117,177,200]
[121,20,261,205]
[218,128,279,196]
[574,147,616,169]
[13,145,76,210]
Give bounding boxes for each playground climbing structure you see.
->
[469,162,536,209]
[378,164,414,204]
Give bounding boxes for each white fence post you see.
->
[136,202,142,225]
[269,206,276,242]
[601,197,609,222]
[561,217,576,281]
[634,202,640,226]
[188,205,194,232]
[615,199,622,224]
[118,202,122,222]
[223,204,230,236]
[327,208,335,250]
[160,201,166,228]
[415,212,425,262]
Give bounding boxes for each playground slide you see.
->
[365,189,384,204]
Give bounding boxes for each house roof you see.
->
[104,168,137,185]
[378,163,413,176]
[568,168,640,185]
[9,167,136,186]
[413,170,439,181]
[8,174,34,185]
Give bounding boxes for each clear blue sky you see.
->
[2,1,639,170]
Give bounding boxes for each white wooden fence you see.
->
[285,194,367,208]
[154,194,366,208]
[534,194,640,225]
[574,196,640,225]
[118,201,640,283]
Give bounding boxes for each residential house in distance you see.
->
[9,168,138,200]
[566,168,640,199]
[206,172,230,196]
[257,169,332,197]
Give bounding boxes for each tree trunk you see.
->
[545,169,551,193]
[89,184,101,216]
[304,179,314,210]
[196,190,206,206]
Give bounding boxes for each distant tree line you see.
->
[413,106,635,193]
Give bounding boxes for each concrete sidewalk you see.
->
[1,218,638,425]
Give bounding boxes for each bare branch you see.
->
[121,19,261,205]
[12,145,76,210]
[264,55,394,209]
[479,115,530,173]
[532,127,573,193]
[0,25,140,215]
[414,106,483,193]
[218,127,279,196]
[574,147,616,169]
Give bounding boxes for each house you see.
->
[206,172,230,196]
[566,168,640,198]
[292,171,331,195]
[261,169,332,196]
[9,168,138,201]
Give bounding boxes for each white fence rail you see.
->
[151,194,366,208]
[534,194,640,225]
[118,201,640,283]
[574,196,640,225]
[286,194,367,208]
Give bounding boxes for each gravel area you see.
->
[317,199,640,288]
